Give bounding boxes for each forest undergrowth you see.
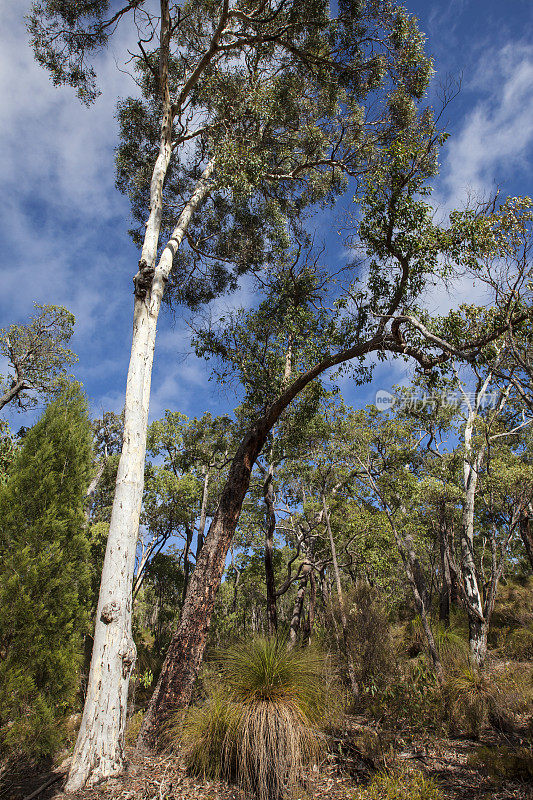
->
[4,586,532,800]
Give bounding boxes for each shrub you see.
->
[364,658,445,734]
[503,626,533,660]
[468,745,533,782]
[491,578,533,630]
[353,766,443,799]
[344,583,395,691]
[177,638,330,800]
[444,662,532,738]
[491,579,533,660]
[0,386,93,761]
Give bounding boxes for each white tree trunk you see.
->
[461,403,487,668]
[66,161,214,791]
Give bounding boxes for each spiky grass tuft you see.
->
[177,638,330,800]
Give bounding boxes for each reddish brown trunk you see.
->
[263,465,278,635]
[520,506,533,571]
[138,425,267,746]
[137,336,383,747]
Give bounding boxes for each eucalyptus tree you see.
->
[30,0,436,786]
[450,361,533,666]
[0,304,76,412]
[388,340,533,668]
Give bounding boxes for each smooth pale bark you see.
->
[302,568,316,644]
[458,373,515,668]
[65,149,214,790]
[196,467,210,558]
[66,0,232,775]
[438,504,453,627]
[288,566,309,647]
[322,494,359,694]
[461,392,489,668]
[182,524,194,603]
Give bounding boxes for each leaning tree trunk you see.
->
[138,337,383,746]
[65,152,215,793]
[138,424,271,746]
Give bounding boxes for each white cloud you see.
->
[0,3,139,219]
[437,43,533,214]
[0,3,145,416]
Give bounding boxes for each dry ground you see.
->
[2,729,532,800]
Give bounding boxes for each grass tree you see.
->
[179,638,328,800]
[29,0,436,787]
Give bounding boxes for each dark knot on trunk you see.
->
[133,259,155,298]
[101,600,120,624]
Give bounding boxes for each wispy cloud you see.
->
[437,43,533,214]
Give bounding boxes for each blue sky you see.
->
[0,0,532,430]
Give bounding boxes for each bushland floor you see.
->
[3,727,532,800]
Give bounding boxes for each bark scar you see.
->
[120,636,137,678]
[133,259,155,299]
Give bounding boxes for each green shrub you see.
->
[364,658,445,734]
[468,745,533,782]
[0,386,93,761]
[176,638,330,800]
[353,766,443,799]
[344,583,395,690]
